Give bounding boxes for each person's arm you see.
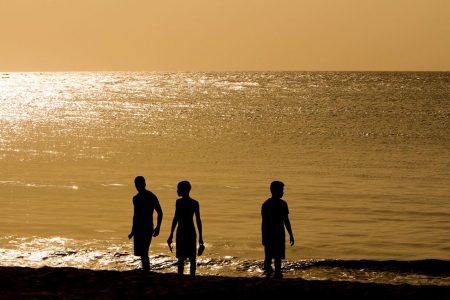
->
[128,198,135,239]
[195,202,203,245]
[261,204,266,246]
[167,203,178,246]
[153,198,163,237]
[284,215,294,246]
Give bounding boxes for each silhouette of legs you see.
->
[189,256,196,276]
[177,258,185,275]
[274,258,282,279]
[263,257,282,278]
[141,255,150,271]
[177,257,197,276]
[264,257,274,278]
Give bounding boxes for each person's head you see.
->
[177,180,191,197]
[134,176,146,192]
[270,181,284,198]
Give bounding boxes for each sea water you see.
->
[0,72,449,285]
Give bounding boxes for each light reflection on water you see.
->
[0,236,449,286]
[0,72,449,280]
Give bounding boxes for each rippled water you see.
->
[0,72,449,284]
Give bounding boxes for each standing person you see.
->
[167,181,204,276]
[128,176,163,271]
[261,181,294,279]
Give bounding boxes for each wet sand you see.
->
[0,266,448,299]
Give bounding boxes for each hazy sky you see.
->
[1,0,449,71]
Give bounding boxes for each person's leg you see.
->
[141,255,150,271]
[264,257,273,275]
[188,256,196,276]
[263,247,274,277]
[274,258,282,278]
[141,235,152,271]
[177,257,185,275]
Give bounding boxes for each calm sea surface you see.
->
[0,72,449,284]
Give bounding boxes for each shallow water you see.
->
[0,236,449,286]
[0,72,449,284]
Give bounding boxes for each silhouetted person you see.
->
[128,176,163,271]
[261,181,294,279]
[167,181,204,276]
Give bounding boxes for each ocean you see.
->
[0,72,449,285]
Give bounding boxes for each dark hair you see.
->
[270,181,284,195]
[135,176,146,189]
[177,180,191,194]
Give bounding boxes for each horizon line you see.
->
[1,69,450,73]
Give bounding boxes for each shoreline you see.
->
[0,266,448,299]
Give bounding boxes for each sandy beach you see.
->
[0,266,448,300]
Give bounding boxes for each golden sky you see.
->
[1,0,449,71]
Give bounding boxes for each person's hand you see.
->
[128,232,134,240]
[167,236,173,252]
[153,226,160,237]
[290,236,295,246]
[197,240,205,256]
